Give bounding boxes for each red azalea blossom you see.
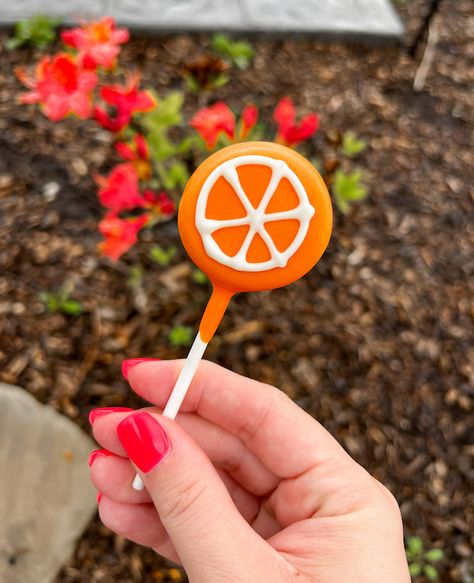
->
[189,102,236,149]
[15,53,97,121]
[273,97,319,147]
[95,73,156,132]
[143,190,176,216]
[240,104,259,139]
[115,134,151,179]
[61,18,129,70]
[99,213,148,261]
[95,163,145,212]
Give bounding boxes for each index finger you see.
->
[126,360,352,478]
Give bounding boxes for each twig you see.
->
[413,19,440,92]
[408,0,443,57]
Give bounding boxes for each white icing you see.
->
[132,333,208,492]
[195,155,315,272]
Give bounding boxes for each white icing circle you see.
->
[195,155,315,272]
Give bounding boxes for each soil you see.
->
[0,0,472,581]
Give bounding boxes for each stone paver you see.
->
[0,383,96,583]
[0,0,403,43]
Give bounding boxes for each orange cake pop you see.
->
[133,141,332,490]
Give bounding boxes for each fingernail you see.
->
[117,412,170,473]
[122,358,161,380]
[97,492,103,504]
[88,449,113,466]
[89,407,134,425]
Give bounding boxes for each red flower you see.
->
[189,102,235,149]
[16,53,97,121]
[61,18,129,70]
[116,134,149,161]
[240,104,258,139]
[273,97,319,147]
[94,73,156,132]
[143,190,176,216]
[99,213,148,261]
[95,163,145,212]
[115,134,151,179]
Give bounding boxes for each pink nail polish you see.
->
[88,449,113,466]
[117,412,170,473]
[89,407,134,425]
[97,492,103,504]
[122,358,161,380]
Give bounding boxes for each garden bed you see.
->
[0,0,472,581]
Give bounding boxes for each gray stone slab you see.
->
[0,0,403,43]
[0,383,96,583]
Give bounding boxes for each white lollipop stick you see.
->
[132,332,208,491]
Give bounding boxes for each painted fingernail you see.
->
[97,492,103,504]
[117,412,170,473]
[89,407,134,425]
[122,358,161,380]
[88,449,113,466]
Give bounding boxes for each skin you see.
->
[90,360,410,583]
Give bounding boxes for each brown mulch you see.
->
[0,0,472,581]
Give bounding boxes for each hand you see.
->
[89,360,410,583]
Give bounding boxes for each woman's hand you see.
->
[89,359,410,583]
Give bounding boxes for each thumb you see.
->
[117,411,277,581]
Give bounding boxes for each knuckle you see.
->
[220,442,246,476]
[237,385,282,443]
[374,479,403,517]
[160,478,207,524]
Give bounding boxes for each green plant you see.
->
[39,288,83,315]
[149,245,177,267]
[211,33,255,69]
[181,53,230,93]
[341,131,367,157]
[192,269,208,285]
[6,15,59,49]
[405,536,444,581]
[169,325,194,347]
[332,168,368,214]
[158,161,189,191]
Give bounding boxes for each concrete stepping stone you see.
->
[0,0,403,43]
[0,383,96,583]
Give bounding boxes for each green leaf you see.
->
[408,563,422,577]
[142,91,184,131]
[192,269,208,285]
[176,135,199,154]
[341,131,367,157]
[5,37,23,50]
[212,73,229,88]
[59,299,84,316]
[8,15,59,49]
[169,325,194,348]
[423,564,439,581]
[407,536,424,556]
[141,91,186,163]
[332,169,368,214]
[39,289,82,316]
[159,161,189,191]
[149,245,177,267]
[425,549,444,562]
[40,292,59,313]
[211,33,255,69]
[146,131,178,162]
